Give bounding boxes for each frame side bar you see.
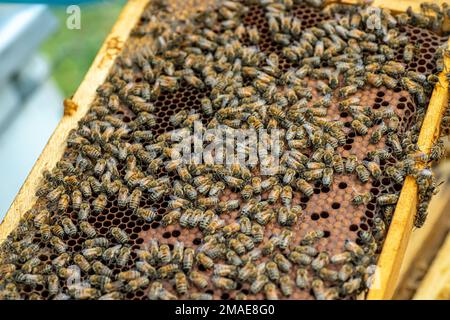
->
[368,37,450,300]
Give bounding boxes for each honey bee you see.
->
[335,263,353,282]
[80,181,92,198]
[182,183,197,201]
[136,260,157,278]
[35,182,52,197]
[171,272,188,295]
[99,292,123,300]
[289,251,312,266]
[33,209,50,228]
[123,272,148,292]
[71,190,83,211]
[157,244,171,264]
[147,281,163,300]
[351,119,368,136]
[366,72,383,87]
[250,274,268,294]
[82,144,102,160]
[61,217,77,236]
[161,209,181,227]
[50,236,68,253]
[159,287,179,300]
[84,237,109,248]
[73,253,92,273]
[285,205,303,226]
[355,164,370,183]
[322,167,334,187]
[273,253,292,273]
[370,123,387,144]
[311,252,329,271]
[386,133,403,156]
[185,271,208,290]
[15,273,45,287]
[68,286,100,300]
[313,279,339,300]
[78,221,96,239]
[47,274,60,296]
[332,154,344,174]
[261,261,279,281]
[109,227,128,245]
[382,61,405,76]
[344,239,365,259]
[158,263,179,279]
[207,181,225,197]
[262,236,279,257]
[82,247,103,260]
[94,159,106,177]
[277,185,292,206]
[303,168,323,182]
[295,178,314,198]
[301,229,324,245]
[102,244,122,263]
[402,43,416,63]
[338,96,359,110]
[352,190,373,206]
[91,261,113,278]
[385,166,405,184]
[246,222,262,244]
[0,263,16,275]
[135,207,156,222]
[254,208,274,225]
[47,185,64,203]
[363,160,381,179]
[262,282,278,300]
[117,269,141,282]
[221,221,240,238]
[379,74,398,89]
[339,85,358,98]
[293,268,311,291]
[132,130,154,143]
[246,26,260,44]
[21,257,40,273]
[128,188,142,210]
[93,193,108,213]
[279,275,293,297]
[277,207,290,226]
[240,184,254,200]
[377,194,399,206]
[52,252,70,269]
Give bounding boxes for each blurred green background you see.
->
[41,0,126,96]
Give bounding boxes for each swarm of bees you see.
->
[1,0,449,300]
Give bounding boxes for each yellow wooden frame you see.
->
[0,0,448,300]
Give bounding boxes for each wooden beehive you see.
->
[0,0,449,300]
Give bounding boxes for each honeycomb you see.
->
[0,0,448,300]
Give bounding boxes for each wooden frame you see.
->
[0,0,449,300]
[338,0,449,14]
